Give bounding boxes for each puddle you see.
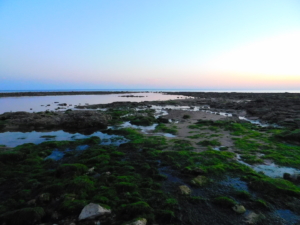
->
[219,177,250,192]
[44,145,90,161]
[158,167,185,184]
[76,145,89,151]
[149,105,211,119]
[276,209,300,225]
[253,163,300,178]
[153,133,176,138]
[44,149,65,161]
[0,130,128,147]
[110,121,176,137]
[236,154,300,178]
[111,121,157,133]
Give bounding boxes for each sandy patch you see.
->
[162,110,235,152]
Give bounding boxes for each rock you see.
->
[0,110,111,131]
[125,218,147,225]
[232,204,246,214]
[51,211,59,220]
[245,212,265,224]
[27,199,36,206]
[87,167,95,173]
[283,173,291,180]
[190,175,208,187]
[181,167,204,175]
[283,172,300,183]
[39,193,50,202]
[157,116,169,123]
[78,203,111,220]
[179,185,191,195]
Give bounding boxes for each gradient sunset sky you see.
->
[1,0,300,90]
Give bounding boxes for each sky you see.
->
[0,0,300,91]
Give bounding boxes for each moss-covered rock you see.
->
[56,164,88,177]
[0,207,45,225]
[213,196,237,207]
[190,175,208,187]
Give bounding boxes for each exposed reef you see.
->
[0,110,111,131]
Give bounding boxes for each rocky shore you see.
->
[1,92,300,225]
[164,92,300,128]
[76,92,300,129]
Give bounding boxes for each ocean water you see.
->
[1,89,300,93]
[0,92,186,114]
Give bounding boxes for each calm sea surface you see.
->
[0,92,186,114]
[1,89,299,93]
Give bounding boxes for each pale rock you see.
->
[78,203,111,220]
[126,218,147,225]
[88,167,95,173]
[232,204,246,214]
[179,185,191,195]
[245,212,265,224]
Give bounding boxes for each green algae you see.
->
[213,196,237,207]
[1,115,300,225]
[197,139,221,146]
[155,123,178,135]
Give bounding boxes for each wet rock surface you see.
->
[0,110,111,131]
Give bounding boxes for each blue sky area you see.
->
[1,0,300,90]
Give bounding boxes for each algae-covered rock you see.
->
[232,204,246,214]
[190,175,208,186]
[179,185,191,195]
[78,203,111,220]
[0,207,45,225]
[213,196,237,207]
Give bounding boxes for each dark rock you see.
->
[157,116,169,123]
[0,110,111,131]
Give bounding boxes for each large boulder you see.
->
[78,203,111,220]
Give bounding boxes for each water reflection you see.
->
[0,93,184,114]
[236,154,300,178]
[0,130,127,147]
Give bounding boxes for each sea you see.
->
[1,88,300,93]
